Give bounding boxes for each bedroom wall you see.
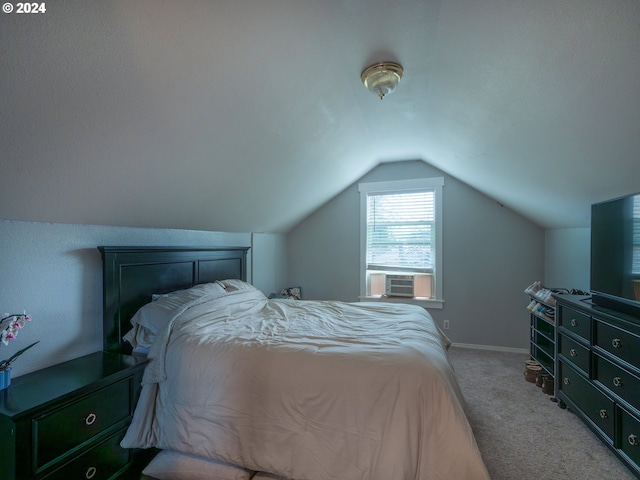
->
[286,160,545,350]
[0,220,285,377]
[251,232,288,296]
[544,228,590,293]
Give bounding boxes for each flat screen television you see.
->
[590,192,640,318]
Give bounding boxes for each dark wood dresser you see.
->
[555,294,640,477]
[0,351,148,479]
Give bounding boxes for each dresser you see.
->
[555,294,640,477]
[0,351,149,480]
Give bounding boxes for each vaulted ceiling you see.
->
[2,1,639,233]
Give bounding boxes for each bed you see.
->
[99,246,489,480]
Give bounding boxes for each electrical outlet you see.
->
[443,319,450,330]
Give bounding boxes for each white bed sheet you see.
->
[122,282,489,480]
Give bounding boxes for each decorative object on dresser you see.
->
[0,351,149,480]
[0,312,38,391]
[555,294,640,478]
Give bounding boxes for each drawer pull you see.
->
[613,377,624,387]
[629,434,640,447]
[599,409,608,419]
[571,318,579,327]
[86,466,97,479]
[570,349,578,357]
[612,338,622,348]
[563,378,570,385]
[85,413,97,426]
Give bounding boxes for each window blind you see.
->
[366,190,434,273]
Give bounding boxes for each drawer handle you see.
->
[599,409,608,419]
[570,349,578,357]
[612,338,622,348]
[629,434,640,447]
[571,318,579,327]
[85,413,97,426]
[563,378,570,385]
[613,376,624,387]
[86,466,97,479]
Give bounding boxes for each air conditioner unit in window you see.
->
[385,274,415,297]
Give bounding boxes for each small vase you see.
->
[0,367,11,390]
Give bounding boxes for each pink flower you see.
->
[1,312,32,347]
[1,330,16,346]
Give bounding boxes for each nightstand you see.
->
[0,351,149,479]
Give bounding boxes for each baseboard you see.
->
[451,342,529,355]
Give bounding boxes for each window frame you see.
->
[358,177,444,309]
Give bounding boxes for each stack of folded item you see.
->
[526,299,555,321]
[524,281,556,306]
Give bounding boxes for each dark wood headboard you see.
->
[99,246,249,353]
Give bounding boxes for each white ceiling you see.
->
[1,0,639,233]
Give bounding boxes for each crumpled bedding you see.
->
[121,281,489,480]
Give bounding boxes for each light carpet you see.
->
[447,346,637,480]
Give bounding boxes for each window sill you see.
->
[358,295,444,310]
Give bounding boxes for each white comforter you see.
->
[122,281,489,480]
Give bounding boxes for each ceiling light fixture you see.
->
[360,61,404,100]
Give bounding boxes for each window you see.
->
[359,177,444,308]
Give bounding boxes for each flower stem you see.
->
[0,340,40,370]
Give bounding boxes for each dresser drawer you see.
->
[558,305,591,341]
[33,379,130,470]
[594,355,640,408]
[620,407,640,469]
[594,319,640,368]
[558,333,590,375]
[42,427,129,480]
[559,361,615,441]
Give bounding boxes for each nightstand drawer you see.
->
[558,305,590,341]
[34,378,130,470]
[42,427,129,480]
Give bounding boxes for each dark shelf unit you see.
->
[528,296,556,378]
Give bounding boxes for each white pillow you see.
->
[143,450,253,480]
[216,279,256,293]
[123,282,226,350]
